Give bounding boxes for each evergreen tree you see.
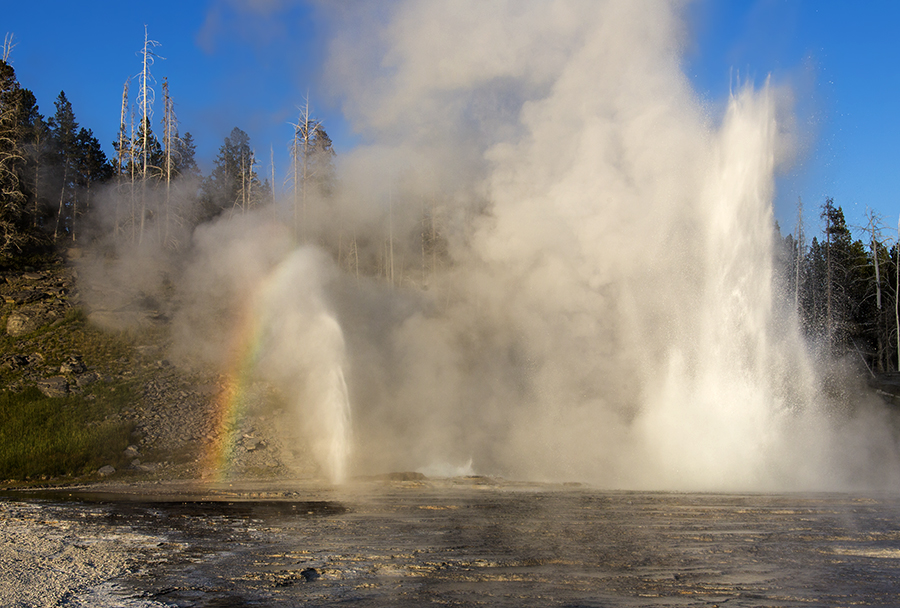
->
[0,59,30,258]
[173,131,200,181]
[73,127,112,239]
[800,235,827,338]
[132,116,163,180]
[15,88,52,231]
[48,91,79,240]
[200,127,261,219]
[307,124,336,199]
[796,199,870,355]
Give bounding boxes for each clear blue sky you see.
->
[2,0,898,240]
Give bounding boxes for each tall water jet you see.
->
[634,83,815,490]
[253,248,353,484]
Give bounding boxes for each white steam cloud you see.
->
[319,0,900,490]
[78,0,900,490]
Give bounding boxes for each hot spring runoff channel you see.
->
[5,480,900,606]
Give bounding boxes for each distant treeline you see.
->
[777,197,900,374]
[0,57,335,256]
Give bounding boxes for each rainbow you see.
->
[197,245,351,483]
[200,292,265,482]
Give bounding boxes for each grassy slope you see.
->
[0,255,146,484]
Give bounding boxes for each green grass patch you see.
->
[0,384,135,482]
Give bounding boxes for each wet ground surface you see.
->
[5,479,900,606]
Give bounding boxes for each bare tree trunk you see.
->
[32,129,44,231]
[2,33,15,62]
[871,222,884,371]
[794,196,803,311]
[270,145,275,202]
[290,96,320,241]
[71,192,77,242]
[247,150,254,212]
[116,79,130,239]
[865,211,884,370]
[53,161,68,240]
[129,110,136,243]
[825,205,833,345]
[139,29,149,244]
[137,26,162,245]
[32,155,40,230]
[291,127,300,234]
[388,187,394,288]
[162,78,172,246]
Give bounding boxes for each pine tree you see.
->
[131,117,163,179]
[174,131,200,180]
[48,91,79,240]
[810,199,870,355]
[801,235,827,337]
[200,127,261,220]
[15,87,50,232]
[0,59,30,258]
[72,127,112,240]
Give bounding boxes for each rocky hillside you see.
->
[0,255,315,484]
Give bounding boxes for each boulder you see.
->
[7,311,38,337]
[60,356,87,374]
[97,465,116,477]
[6,305,55,337]
[36,376,69,398]
[1,355,30,370]
[243,436,266,452]
[75,372,99,387]
[3,290,44,305]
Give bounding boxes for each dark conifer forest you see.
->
[1,53,899,375]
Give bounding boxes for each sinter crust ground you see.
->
[3,479,900,607]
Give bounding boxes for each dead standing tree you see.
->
[2,33,16,63]
[896,215,900,370]
[161,76,182,245]
[233,145,257,215]
[136,26,163,245]
[113,78,133,240]
[289,98,321,240]
[864,210,889,370]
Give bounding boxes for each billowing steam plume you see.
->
[319,0,900,490]
[79,0,900,490]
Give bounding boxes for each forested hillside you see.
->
[1,43,900,379]
[0,50,336,257]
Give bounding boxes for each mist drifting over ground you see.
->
[81,0,900,491]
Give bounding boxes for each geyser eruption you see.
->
[164,217,353,484]
[76,1,900,490]
[635,85,810,488]
[253,249,353,484]
[320,0,900,490]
